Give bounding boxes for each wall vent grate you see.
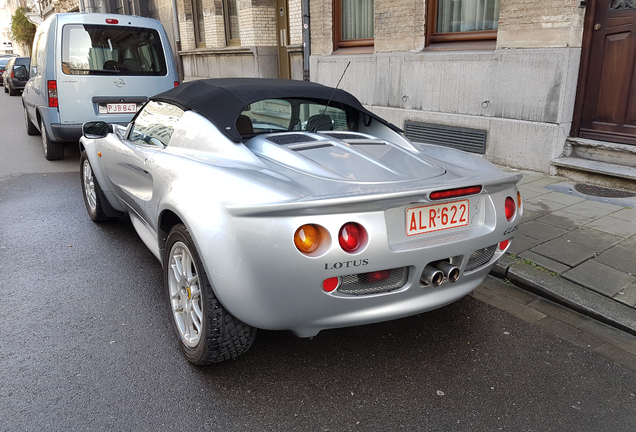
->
[404,121,487,154]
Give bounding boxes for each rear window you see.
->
[61,24,167,76]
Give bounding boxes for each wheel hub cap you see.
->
[168,242,202,348]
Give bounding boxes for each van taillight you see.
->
[47,80,58,108]
[174,81,179,87]
[10,70,14,79]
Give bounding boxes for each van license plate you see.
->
[406,199,469,237]
[106,103,137,114]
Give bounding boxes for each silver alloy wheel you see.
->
[168,241,203,348]
[82,158,97,213]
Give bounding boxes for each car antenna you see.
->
[311,61,351,133]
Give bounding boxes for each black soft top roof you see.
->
[151,78,401,142]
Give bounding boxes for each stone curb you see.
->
[490,254,636,337]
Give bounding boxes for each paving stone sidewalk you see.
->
[491,168,636,335]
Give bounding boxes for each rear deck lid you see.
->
[248,132,447,183]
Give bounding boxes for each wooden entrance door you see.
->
[575,0,636,145]
[276,0,291,79]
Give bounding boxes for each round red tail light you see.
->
[504,197,516,221]
[338,222,365,253]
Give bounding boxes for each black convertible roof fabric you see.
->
[151,78,401,142]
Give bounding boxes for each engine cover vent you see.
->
[267,134,317,145]
[404,121,487,154]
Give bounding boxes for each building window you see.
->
[333,0,374,51]
[192,0,207,48]
[427,0,499,46]
[224,0,240,46]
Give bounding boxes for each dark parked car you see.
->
[3,57,30,96]
[0,57,10,86]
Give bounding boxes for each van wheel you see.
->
[24,107,39,136]
[40,118,64,160]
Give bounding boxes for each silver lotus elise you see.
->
[79,78,522,365]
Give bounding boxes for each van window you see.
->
[31,33,44,75]
[61,24,167,76]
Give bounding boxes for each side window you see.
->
[333,0,374,51]
[426,0,499,47]
[31,33,44,76]
[128,101,185,147]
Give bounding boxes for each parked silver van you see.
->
[23,13,179,160]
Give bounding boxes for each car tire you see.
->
[40,117,64,160]
[165,224,256,365]
[80,150,109,222]
[24,107,39,136]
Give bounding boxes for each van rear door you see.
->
[57,21,176,125]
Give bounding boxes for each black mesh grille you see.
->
[337,267,409,296]
[465,245,497,272]
[267,134,317,144]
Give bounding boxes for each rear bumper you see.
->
[50,124,82,142]
[6,79,26,90]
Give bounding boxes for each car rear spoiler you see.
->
[225,173,522,217]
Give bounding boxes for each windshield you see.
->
[239,98,357,135]
[61,24,167,76]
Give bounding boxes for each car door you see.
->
[97,101,184,230]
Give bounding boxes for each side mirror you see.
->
[82,121,111,138]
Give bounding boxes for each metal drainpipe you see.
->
[302,0,310,81]
[85,0,96,13]
[171,0,184,83]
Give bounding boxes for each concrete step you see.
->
[565,138,636,167]
[552,156,636,192]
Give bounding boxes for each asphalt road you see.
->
[1,89,636,431]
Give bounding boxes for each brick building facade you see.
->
[172,0,305,81]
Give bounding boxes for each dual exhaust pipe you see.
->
[420,261,460,287]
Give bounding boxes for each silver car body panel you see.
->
[82,103,521,338]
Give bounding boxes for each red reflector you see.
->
[47,80,58,108]
[323,277,339,292]
[174,81,180,87]
[362,270,391,284]
[505,197,516,221]
[499,240,510,250]
[430,186,482,201]
[105,18,119,24]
